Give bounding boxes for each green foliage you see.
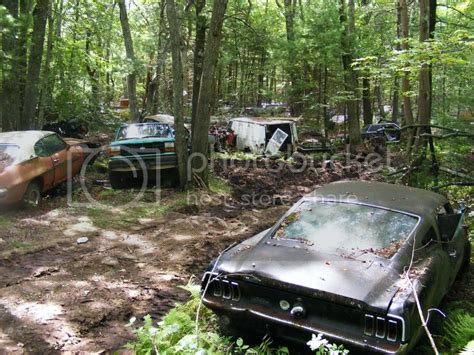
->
[125,283,290,354]
[442,310,474,353]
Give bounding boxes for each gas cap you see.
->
[290,303,306,319]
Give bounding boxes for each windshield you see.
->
[116,123,173,140]
[274,201,418,258]
[0,144,20,167]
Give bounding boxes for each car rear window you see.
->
[117,123,173,140]
[274,201,418,258]
[0,144,20,167]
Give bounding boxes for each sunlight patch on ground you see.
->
[63,217,98,237]
[9,302,62,323]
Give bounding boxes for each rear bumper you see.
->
[203,298,408,354]
[108,154,177,172]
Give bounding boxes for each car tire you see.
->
[109,172,128,189]
[22,182,41,208]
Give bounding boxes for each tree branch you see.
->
[437,3,474,21]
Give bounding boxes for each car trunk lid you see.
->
[218,244,401,311]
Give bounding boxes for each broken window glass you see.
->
[274,201,418,257]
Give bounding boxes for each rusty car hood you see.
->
[217,243,402,311]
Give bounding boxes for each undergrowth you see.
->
[125,282,347,354]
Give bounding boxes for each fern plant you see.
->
[443,311,474,353]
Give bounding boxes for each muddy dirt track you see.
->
[0,157,471,353]
[2,157,367,353]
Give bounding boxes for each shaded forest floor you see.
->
[0,154,472,353]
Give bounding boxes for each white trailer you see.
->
[228,117,298,154]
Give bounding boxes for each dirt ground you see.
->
[0,157,471,353]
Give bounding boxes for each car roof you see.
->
[306,181,447,217]
[143,114,175,126]
[0,130,55,163]
[0,130,53,144]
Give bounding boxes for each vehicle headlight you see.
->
[107,146,121,156]
[0,188,7,198]
[164,142,175,152]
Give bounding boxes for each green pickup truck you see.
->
[107,122,180,188]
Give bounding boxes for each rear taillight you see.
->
[202,272,240,302]
[364,313,405,342]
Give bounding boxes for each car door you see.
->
[37,134,70,186]
[438,210,467,284]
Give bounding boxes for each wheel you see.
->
[109,172,129,189]
[22,182,41,208]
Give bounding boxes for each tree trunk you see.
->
[191,0,206,140]
[1,0,20,131]
[339,0,361,145]
[191,0,228,186]
[388,1,400,123]
[150,0,167,115]
[391,77,399,123]
[118,0,140,122]
[37,5,55,128]
[418,0,430,127]
[166,0,188,189]
[21,0,49,130]
[399,0,414,128]
[362,77,373,125]
[278,0,300,116]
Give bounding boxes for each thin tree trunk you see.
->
[191,0,228,186]
[21,0,49,130]
[418,0,430,127]
[400,0,414,150]
[277,0,300,116]
[391,77,399,123]
[339,0,361,145]
[362,77,373,125]
[166,0,188,189]
[37,5,55,127]
[391,0,401,123]
[118,0,140,122]
[150,0,167,114]
[191,0,206,140]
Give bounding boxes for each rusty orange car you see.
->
[0,131,85,207]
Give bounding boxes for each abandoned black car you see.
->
[201,181,470,354]
[361,123,401,142]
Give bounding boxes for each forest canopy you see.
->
[0,0,472,134]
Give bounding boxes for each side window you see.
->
[34,140,47,157]
[421,227,437,247]
[34,135,67,157]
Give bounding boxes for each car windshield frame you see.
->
[116,123,173,140]
[271,200,420,258]
[0,144,21,166]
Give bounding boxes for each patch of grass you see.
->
[81,191,190,230]
[0,216,12,229]
[209,175,231,194]
[215,151,261,161]
[10,240,32,249]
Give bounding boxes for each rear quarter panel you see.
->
[0,157,54,204]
